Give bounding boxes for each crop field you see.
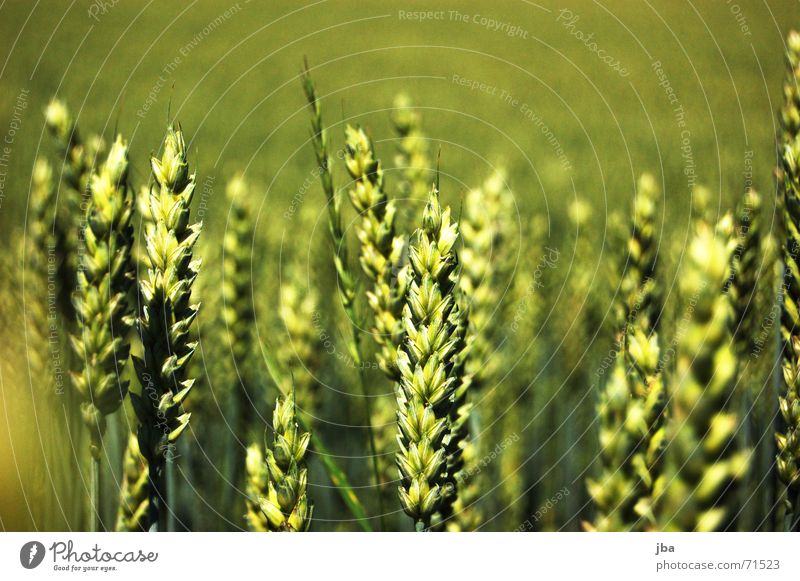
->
[1,0,800,533]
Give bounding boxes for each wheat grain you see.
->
[130,125,201,531]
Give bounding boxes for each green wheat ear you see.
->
[222,175,256,435]
[248,393,313,532]
[130,124,202,531]
[70,135,136,459]
[588,172,664,532]
[44,99,105,326]
[656,223,749,531]
[115,433,150,532]
[449,168,515,531]
[778,30,800,531]
[395,185,468,530]
[277,263,323,412]
[343,124,409,380]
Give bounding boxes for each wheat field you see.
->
[1,1,800,532]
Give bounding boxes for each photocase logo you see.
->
[20,541,45,569]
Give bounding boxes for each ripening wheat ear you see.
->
[343,125,410,505]
[655,224,749,531]
[395,185,468,531]
[115,433,150,532]
[247,393,313,532]
[130,124,202,532]
[70,135,136,531]
[730,189,763,359]
[777,30,800,531]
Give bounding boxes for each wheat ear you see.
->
[115,433,150,532]
[44,100,105,326]
[777,31,800,531]
[247,393,313,531]
[344,124,409,380]
[396,185,467,530]
[130,125,201,532]
[656,223,749,531]
[588,173,664,531]
[69,136,136,531]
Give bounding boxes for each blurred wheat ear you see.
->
[777,29,800,532]
[655,221,749,531]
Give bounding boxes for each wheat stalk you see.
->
[246,392,313,531]
[69,136,136,531]
[130,125,201,532]
[115,433,150,532]
[655,223,749,531]
[395,185,467,530]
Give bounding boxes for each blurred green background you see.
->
[1,0,798,531]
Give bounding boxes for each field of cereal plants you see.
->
[1,1,800,533]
